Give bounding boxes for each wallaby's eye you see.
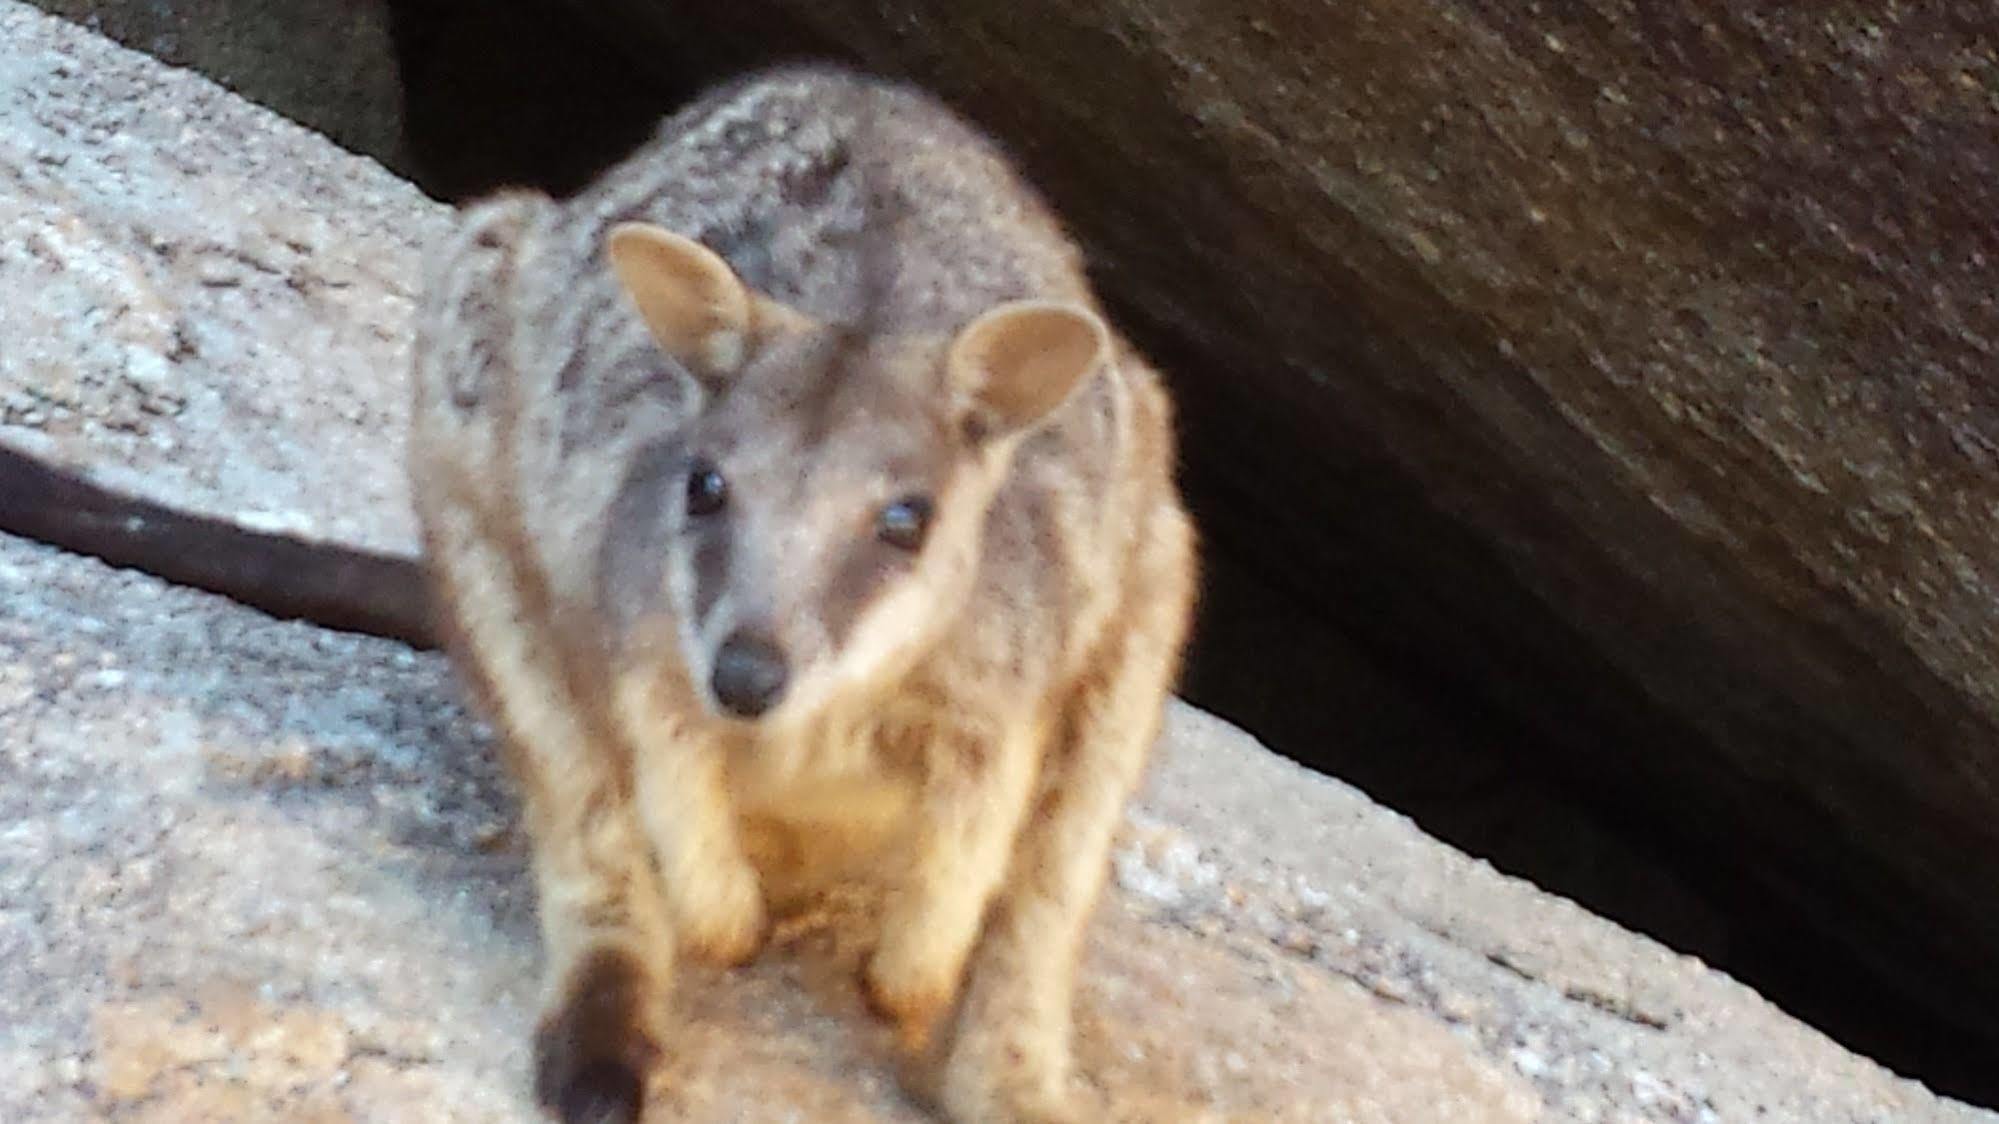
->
[687,461,728,517]
[877,495,933,552]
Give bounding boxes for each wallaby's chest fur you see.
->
[409,64,1194,1124]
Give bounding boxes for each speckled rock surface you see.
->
[21,0,402,168]
[0,5,1993,1122]
[0,2,431,555]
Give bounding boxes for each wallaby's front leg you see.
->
[616,679,769,967]
[864,711,1043,1053]
[426,508,674,1124]
[939,548,1193,1124]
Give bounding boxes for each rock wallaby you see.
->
[409,64,1196,1123]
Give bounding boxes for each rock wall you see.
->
[24,0,403,166]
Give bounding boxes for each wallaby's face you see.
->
[602,224,1107,726]
[654,329,993,724]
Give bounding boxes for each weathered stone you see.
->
[0,0,432,554]
[23,0,403,166]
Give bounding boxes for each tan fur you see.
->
[408,64,1196,1124]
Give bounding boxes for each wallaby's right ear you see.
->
[606,223,751,380]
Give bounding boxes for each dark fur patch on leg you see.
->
[533,946,663,1124]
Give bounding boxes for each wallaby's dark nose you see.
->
[711,631,789,718]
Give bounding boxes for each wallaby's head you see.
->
[599,222,1108,725]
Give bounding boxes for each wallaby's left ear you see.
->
[948,300,1110,440]
[606,222,751,381]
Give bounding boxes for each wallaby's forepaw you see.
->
[676,861,769,967]
[859,945,955,1055]
[932,1029,1084,1124]
[937,1080,1083,1124]
[533,947,664,1124]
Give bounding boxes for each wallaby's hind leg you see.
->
[425,503,675,1124]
